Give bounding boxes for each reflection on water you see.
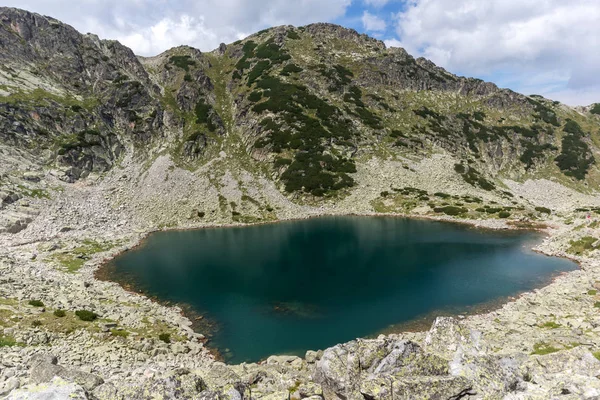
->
[104,216,577,363]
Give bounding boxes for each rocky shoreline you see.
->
[93,212,572,360]
[2,176,600,399]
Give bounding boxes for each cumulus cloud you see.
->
[2,0,351,55]
[391,0,600,105]
[362,11,386,32]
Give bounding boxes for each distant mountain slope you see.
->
[1,7,599,207]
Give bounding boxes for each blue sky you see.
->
[2,0,599,106]
[337,0,403,40]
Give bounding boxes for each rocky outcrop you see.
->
[313,337,470,400]
[28,354,104,392]
[5,377,88,400]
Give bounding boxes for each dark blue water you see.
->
[105,217,576,363]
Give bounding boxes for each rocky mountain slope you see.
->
[2,6,600,400]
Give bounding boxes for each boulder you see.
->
[5,377,88,400]
[314,338,461,400]
[423,317,526,397]
[29,353,104,392]
[360,375,474,400]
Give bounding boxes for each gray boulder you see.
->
[314,337,468,400]
[29,353,104,392]
[6,377,88,400]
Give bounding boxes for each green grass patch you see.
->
[111,329,130,338]
[540,321,561,329]
[50,239,114,273]
[567,236,598,255]
[588,289,598,295]
[0,335,20,347]
[532,342,560,355]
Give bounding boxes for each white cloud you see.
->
[384,38,403,48]
[390,0,600,105]
[364,0,391,8]
[362,11,386,32]
[2,0,351,55]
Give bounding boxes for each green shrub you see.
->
[456,166,496,191]
[555,119,595,180]
[563,119,584,135]
[498,211,511,219]
[590,104,600,115]
[535,206,551,214]
[286,30,300,40]
[31,320,43,328]
[274,157,292,168]
[184,74,193,82]
[595,302,600,308]
[247,60,271,86]
[520,141,557,170]
[242,41,257,55]
[248,91,263,102]
[169,55,196,72]
[454,164,466,174]
[473,111,486,121]
[433,206,467,216]
[194,98,216,132]
[159,333,171,343]
[75,310,98,322]
[528,98,560,126]
[53,309,66,318]
[280,63,303,76]
[318,64,353,91]
[28,300,44,307]
[251,75,357,195]
[434,192,451,199]
[255,39,291,64]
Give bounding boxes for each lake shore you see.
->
[1,162,600,397]
[94,214,577,364]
